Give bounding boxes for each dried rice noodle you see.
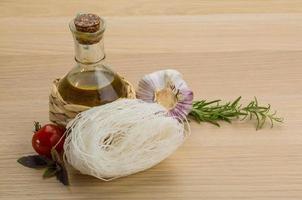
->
[64,99,190,180]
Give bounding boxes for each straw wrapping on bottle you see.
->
[49,75,136,126]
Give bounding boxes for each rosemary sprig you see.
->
[189,97,283,130]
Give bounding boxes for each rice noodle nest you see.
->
[63,99,190,180]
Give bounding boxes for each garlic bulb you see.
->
[64,99,189,180]
[136,69,194,119]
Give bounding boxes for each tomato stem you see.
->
[34,121,42,132]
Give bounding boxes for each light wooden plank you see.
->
[1,1,302,200]
[1,0,302,17]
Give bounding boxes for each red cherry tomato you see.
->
[32,124,66,158]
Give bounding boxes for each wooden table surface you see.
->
[1,1,302,199]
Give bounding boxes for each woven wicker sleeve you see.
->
[49,76,136,126]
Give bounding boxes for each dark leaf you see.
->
[56,163,69,186]
[17,155,50,169]
[43,166,57,178]
[51,149,69,185]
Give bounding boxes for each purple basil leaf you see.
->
[56,162,69,186]
[17,155,50,169]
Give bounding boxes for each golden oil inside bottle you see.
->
[58,70,126,107]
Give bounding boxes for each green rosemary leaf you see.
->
[206,119,220,127]
[259,113,267,129]
[252,111,261,130]
[231,96,241,107]
[189,97,283,130]
[221,116,232,123]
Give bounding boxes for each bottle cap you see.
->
[74,13,101,33]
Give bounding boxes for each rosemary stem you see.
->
[189,97,283,130]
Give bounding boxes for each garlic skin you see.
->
[136,69,193,119]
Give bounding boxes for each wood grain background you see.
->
[0,1,302,199]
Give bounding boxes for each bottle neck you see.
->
[74,37,105,65]
[69,18,106,65]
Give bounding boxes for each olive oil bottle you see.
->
[58,13,126,107]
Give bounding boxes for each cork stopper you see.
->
[74,13,101,33]
[71,13,105,45]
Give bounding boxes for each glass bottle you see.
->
[58,14,126,107]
